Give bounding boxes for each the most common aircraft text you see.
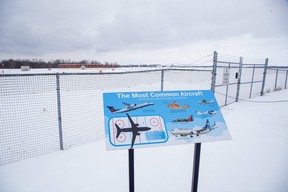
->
[116,91,203,99]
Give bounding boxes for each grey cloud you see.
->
[0,0,287,59]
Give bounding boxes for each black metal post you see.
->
[192,143,201,192]
[129,148,135,192]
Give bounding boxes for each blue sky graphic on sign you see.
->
[103,90,231,150]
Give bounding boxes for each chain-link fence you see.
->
[0,74,60,164]
[0,69,212,165]
[265,68,288,92]
[1,56,287,165]
[211,52,286,107]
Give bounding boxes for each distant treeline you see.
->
[0,59,120,68]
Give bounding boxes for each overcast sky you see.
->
[0,0,287,65]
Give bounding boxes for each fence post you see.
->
[260,58,269,96]
[224,63,231,106]
[274,69,279,91]
[210,51,218,92]
[285,70,288,89]
[161,68,164,91]
[224,84,229,106]
[56,73,64,150]
[235,57,243,102]
[249,65,256,99]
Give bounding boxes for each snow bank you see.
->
[0,90,288,192]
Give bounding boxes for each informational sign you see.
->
[103,90,231,150]
[222,68,230,85]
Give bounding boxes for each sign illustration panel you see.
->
[103,90,231,150]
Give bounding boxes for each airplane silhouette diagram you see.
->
[115,113,151,148]
[107,102,154,113]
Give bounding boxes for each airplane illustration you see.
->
[115,113,151,148]
[168,101,189,109]
[198,100,214,105]
[107,102,154,113]
[172,115,193,122]
[169,128,194,137]
[192,119,216,136]
[169,119,216,137]
[196,110,217,116]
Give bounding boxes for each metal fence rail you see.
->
[0,55,287,165]
[266,68,288,92]
[212,52,271,107]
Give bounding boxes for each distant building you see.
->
[58,64,119,68]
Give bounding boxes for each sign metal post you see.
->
[191,143,201,192]
[129,148,135,192]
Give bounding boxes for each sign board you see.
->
[103,90,231,150]
[222,68,230,85]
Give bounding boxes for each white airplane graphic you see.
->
[107,102,154,113]
[198,100,214,105]
[192,119,216,136]
[169,119,216,137]
[169,128,194,137]
[196,110,217,116]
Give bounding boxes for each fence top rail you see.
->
[217,60,266,66]
[164,68,212,72]
[217,60,240,65]
[242,63,266,66]
[267,67,288,71]
[217,65,266,69]
[0,68,213,77]
[0,69,163,77]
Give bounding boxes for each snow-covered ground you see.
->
[0,89,287,192]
